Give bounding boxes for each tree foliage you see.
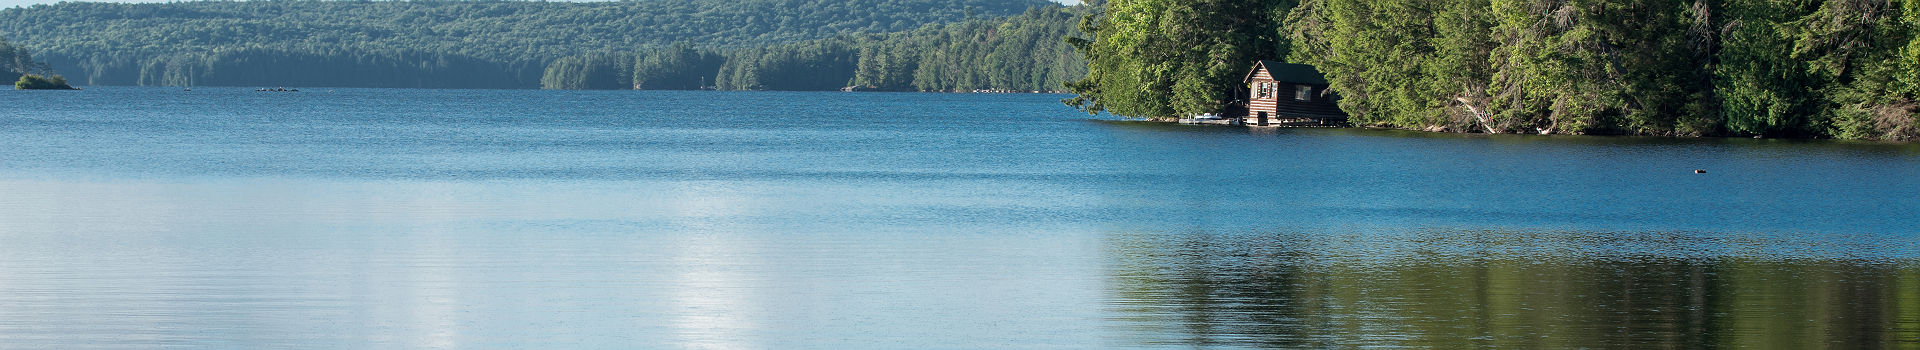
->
[541,52,634,90]
[2,36,71,89]
[0,0,1051,88]
[864,6,1089,92]
[541,6,1089,92]
[15,73,72,90]
[1072,0,1920,140]
[0,36,55,83]
[633,44,726,90]
[1064,0,1295,118]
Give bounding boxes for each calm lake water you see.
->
[1,87,1917,348]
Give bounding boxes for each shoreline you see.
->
[1125,117,1919,144]
[60,85,1072,94]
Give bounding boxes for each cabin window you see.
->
[1295,85,1313,101]
[1256,82,1271,98]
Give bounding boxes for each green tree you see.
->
[1067,0,1294,118]
[547,6,1087,92]
[541,52,634,90]
[633,44,726,90]
[15,73,73,89]
[1716,0,1822,137]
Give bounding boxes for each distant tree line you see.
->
[539,7,1089,92]
[1068,0,1920,140]
[852,6,1088,92]
[126,48,541,89]
[0,0,1053,88]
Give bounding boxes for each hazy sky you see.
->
[4,0,1079,9]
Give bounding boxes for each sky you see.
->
[4,0,1079,9]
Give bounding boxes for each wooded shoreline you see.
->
[1136,116,1920,142]
[4,0,1915,142]
[1065,0,1920,142]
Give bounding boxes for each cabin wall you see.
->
[1248,80,1279,116]
[1241,62,1347,125]
[1246,67,1278,124]
[1247,81,1340,122]
[1273,85,1342,119]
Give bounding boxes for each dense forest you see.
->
[1067,0,1920,140]
[1065,0,1295,120]
[10,0,1915,140]
[538,6,1088,92]
[0,0,1053,88]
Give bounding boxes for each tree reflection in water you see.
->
[1103,228,1920,348]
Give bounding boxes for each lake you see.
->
[1,87,1916,348]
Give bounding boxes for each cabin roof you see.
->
[1246,60,1329,85]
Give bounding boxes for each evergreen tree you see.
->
[1076,0,1918,140]
[1066,0,1294,118]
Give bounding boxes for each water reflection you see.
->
[1104,229,1920,348]
[6,89,1919,348]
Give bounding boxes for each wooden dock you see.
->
[1178,118,1239,126]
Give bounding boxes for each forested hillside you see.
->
[539,6,1088,92]
[1067,0,1920,140]
[0,0,1052,88]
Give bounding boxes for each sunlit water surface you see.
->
[1,87,1917,348]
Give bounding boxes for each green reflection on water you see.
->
[1103,229,1920,348]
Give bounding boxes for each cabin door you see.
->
[1257,112,1269,126]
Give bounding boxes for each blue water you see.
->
[1,87,1916,348]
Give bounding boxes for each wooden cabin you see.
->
[1237,61,1344,126]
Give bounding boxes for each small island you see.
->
[15,74,75,90]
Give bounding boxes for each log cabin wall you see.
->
[1248,67,1278,125]
[1241,61,1345,126]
